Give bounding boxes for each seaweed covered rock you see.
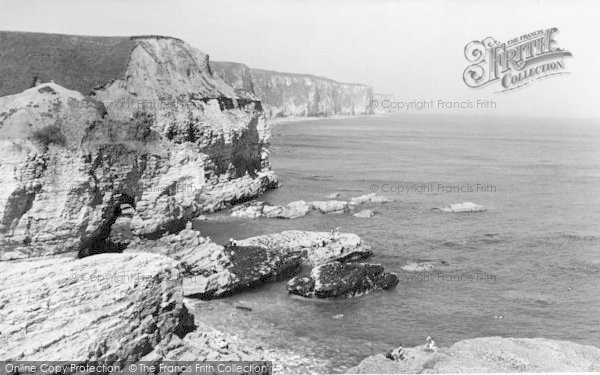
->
[287,262,398,298]
[181,243,303,299]
[131,227,303,299]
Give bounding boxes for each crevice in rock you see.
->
[0,187,36,234]
[78,193,136,258]
[174,303,196,338]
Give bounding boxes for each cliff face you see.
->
[212,61,373,119]
[0,32,277,259]
[372,93,396,114]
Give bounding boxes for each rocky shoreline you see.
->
[1,31,600,374]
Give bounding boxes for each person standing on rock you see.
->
[425,336,438,352]
[333,227,340,242]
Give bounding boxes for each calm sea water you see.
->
[192,114,600,372]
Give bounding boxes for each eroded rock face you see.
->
[348,338,600,373]
[0,33,278,259]
[0,252,193,362]
[237,230,372,265]
[212,61,373,119]
[287,262,398,298]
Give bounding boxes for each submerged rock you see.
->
[287,262,398,298]
[309,200,349,213]
[0,252,194,361]
[350,193,393,205]
[325,192,341,199]
[434,202,486,213]
[349,337,600,373]
[237,230,372,265]
[401,261,436,272]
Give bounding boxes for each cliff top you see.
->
[217,60,371,88]
[0,31,187,98]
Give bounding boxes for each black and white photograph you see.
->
[0,0,599,374]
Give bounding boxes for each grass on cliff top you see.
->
[0,31,136,97]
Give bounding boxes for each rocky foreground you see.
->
[0,227,395,373]
[349,338,600,373]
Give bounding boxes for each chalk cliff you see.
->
[0,32,277,259]
[212,61,373,119]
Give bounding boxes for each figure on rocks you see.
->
[229,238,238,247]
[425,336,438,352]
[387,345,405,361]
[333,227,340,242]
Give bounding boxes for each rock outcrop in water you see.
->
[212,61,373,120]
[287,262,399,298]
[434,202,486,213]
[230,200,311,219]
[129,227,372,299]
[237,230,372,265]
[0,32,277,259]
[349,337,600,373]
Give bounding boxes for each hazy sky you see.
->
[1,0,599,119]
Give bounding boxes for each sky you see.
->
[0,0,599,119]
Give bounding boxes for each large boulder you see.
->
[0,252,194,362]
[349,337,600,373]
[287,262,398,298]
[0,32,278,260]
[237,230,372,265]
[309,200,348,213]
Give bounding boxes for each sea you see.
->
[190,113,600,372]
